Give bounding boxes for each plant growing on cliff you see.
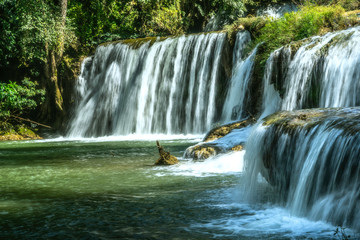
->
[256,5,348,60]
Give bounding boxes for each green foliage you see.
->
[255,5,349,61]
[67,0,249,45]
[223,4,358,102]
[0,0,77,77]
[68,0,185,45]
[141,2,184,36]
[17,0,77,68]
[181,0,246,31]
[299,0,359,10]
[0,0,18,68]
[0,79,45,119]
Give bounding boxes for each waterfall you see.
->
[245,108,360,230]
[67,33,227,137]
[221,31,256,122]
[244,26,360,230]
[262,26,360,116]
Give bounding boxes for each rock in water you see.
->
[184,117,254,160]
[155,141,178,165]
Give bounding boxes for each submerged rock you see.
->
[185,117,254,160]
[155,141,178,165]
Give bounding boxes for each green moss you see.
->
[261,108,360,136]
[203,117,255,142]
[17,126,38,138]
[100,30,226,49]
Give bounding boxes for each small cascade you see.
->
[244,108,360,230]
[262,26,360,116]
[67,33,228,137]
[221,31,256,122]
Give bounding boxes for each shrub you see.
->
[0,79,45,120]
[242,5,356,71]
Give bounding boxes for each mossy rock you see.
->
[0,123,42,141]
[185,118,253,160]
[204,117,255,142]
[262,107,360,135]
[231,145,244,151]
[185,145,218,160]
[100,30,225,50]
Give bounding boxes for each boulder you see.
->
[185,117,255,160]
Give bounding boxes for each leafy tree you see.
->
[141,0,184,35]
[0,0,18,69]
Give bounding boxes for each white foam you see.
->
[194,204,347,239]
[18,134,204,144]
[155,151,245,177]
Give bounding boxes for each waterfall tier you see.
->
[221,31,257,122]
[68,33,229,137]
[262,26,360,116]
[67,31,256,137]
[245,107,360,230]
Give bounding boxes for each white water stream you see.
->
[68,33,227,137]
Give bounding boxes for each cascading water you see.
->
[243,26,360,232]
[67,33,227,137]
[245,108,360,230]
[262,26,360,115]
[221,31,258,122]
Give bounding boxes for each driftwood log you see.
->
[155,140,178,165]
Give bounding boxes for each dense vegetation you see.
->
[0,0,359,138]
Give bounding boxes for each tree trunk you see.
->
[40,1,67,126]
[58,0,67,60]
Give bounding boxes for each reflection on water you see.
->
[0,139,351,239]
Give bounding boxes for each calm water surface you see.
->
[0,137,348,239]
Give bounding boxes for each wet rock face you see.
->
[204,118,255,142]
[155,141,179,165]
[185,145,218,160]
[185,118,254,160]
